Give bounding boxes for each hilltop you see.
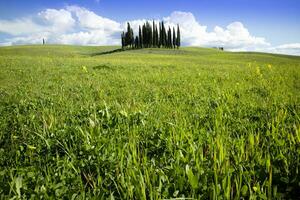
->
[0,45,299,199]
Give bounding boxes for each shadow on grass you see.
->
[90,48,155,56]
[90,48,125,56]
[93,64,113,70]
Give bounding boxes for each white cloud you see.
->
[37,8,75,33]
[162,11,270,51]
[0,18,43,35]
[0,5,121,46]
[57,30,120,45]
[0,7,299,55]
[266,43,300,56]
[66,6,120,32]
[0,9,75,36]
[2,34,47,45]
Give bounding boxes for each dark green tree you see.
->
[134,36,139,49]
[139,25,143,48]
[159,22,162,48]
[148,22,153,47]
[144,21,152,48]
[173,27,176,49]
[125,22,130,47]
[155,24,159,47]
[176,24,181,48]
[152,21,155,47]
[130,27,134,48]
[161,21,166,47]
[167,27,172,48]
[142,24,147,48]
[125,22,134,48]
[152,20,159,47]
[121,32,125,49]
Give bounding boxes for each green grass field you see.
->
[0,45,299,199]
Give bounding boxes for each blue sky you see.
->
[0,0,300,54]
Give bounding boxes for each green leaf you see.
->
[241,185,248,196]
[186,165,198,189]
[259,194,268,200]
[280,177,289,183]
[15,177,22,197]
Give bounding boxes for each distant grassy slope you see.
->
[0,45,299,199]
[0,45,119,57]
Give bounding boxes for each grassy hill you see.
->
[0,45,299,199]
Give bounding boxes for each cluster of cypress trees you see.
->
[121,21,181,49]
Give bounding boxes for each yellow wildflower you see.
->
[253,186,258,192]
[27,144,36,150]
[268,64,272,69]
[256,66,261,75]
[82,66,88,73]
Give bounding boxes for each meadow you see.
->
[0,45,299,199]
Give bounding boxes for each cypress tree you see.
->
[144,22,147,48]
[125,22,131,47]
[152,20,155,47]
[156,23,158,47]
[168,27,172,48]
[145,21,152,48]
[125,23,134,48]
[172,27,176,49]
[166,28,169,48]
[134,36,139,49]
[158,22,162,48]
[144,23,147,48]
[170,28,173,48]
[139,25,143,48]
[148,23,153,47]
[125,32,128,47]
[152,21,159,48]
[121,32,125,49]
[176,24,181,48]
[165,27,168,47]
[130,28,134,48]
[160,22,163,47]
[142,24,147,47]
[161,21,166,47]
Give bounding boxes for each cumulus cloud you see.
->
[0,5,121,46]
[57,30,120,45]
[37,8,76,33]
[266,43,300,56]
[162,11,270,51]
[0,7,299,55]
[0,8,75,36]
[66,6,120,32]
[0,18,43,35]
